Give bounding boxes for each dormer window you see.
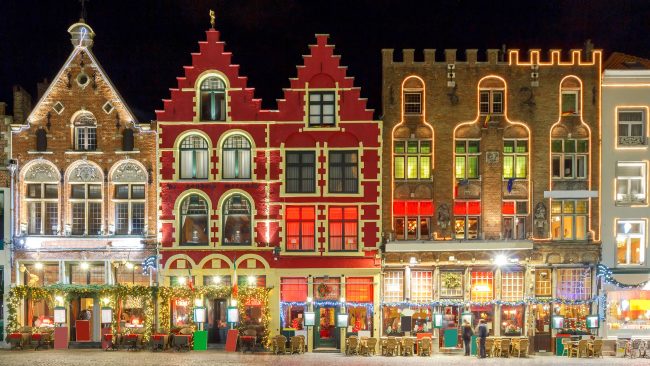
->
[479,90,504,115]
[308,91,336,127]
[74,112,97,151]
[200,77,226,121]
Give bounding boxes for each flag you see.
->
[483,114,490,128]
[232,261,238,298]
[507,178,515,193]
[187,268,194,291]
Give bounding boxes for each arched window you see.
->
[111,161,147,236]
[222,135,251,179]
[222,194,252,245]
[478,78,505,116]
[402,77,424,115]
[560,78,581,116]
[180,194,209,245]
[200,77,226,121]
[74,111,97,151]
[179,135,209,179]
[23,163,59,235]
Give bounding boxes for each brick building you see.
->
[0,99,14,342]
[380,47,601,351]
[157,24,381,350]
[9,20,157,342]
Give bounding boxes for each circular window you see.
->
[77,72,90,87]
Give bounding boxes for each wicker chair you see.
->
[561,338,572,356]
[418,337,431,356]
[588,339,603,358]
[495,338,511,357]
[402,337,414,356]
[511,338,528,357]
[569,339,589,358]
[630,339,643,359]
[384,337,398,356]
[360,338,377,356]
[346,336,359,355]
[290,336,305,354]
[275,335,287,355]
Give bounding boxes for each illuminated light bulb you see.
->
[80,262,89,270]
[213,276,221,284]
[231,299,238,306]
[247,275,256,285]
[306,297,313,303]
[340,297,346,303]
[102,297,110,306]
[125,262,134,269]
[494,255,508,266]
[194,298,203,307]
[34,262,44,270]
[177,276,186,285]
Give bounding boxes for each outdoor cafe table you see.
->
[151,334,169,351]
[566,340,594,357]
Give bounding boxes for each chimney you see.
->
[0,102,6,116]
[13,85,33,124]
[37,78,49,100]
[584,39,594,62]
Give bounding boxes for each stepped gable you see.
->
[272,34,374,121]
[155,28,263,122]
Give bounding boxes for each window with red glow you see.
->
[393,200,434,241]
[454,201,480,240]
[470,271,494,302]
[346,277,373,302]
[281,277,308,302]
[328,207,358,251]
[286,206,316,251]
[502,202,515,215]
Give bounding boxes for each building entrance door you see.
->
[314,306,338,349]
[207,298,228,345]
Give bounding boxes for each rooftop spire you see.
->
[79,0,89,22]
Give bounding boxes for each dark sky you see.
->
[2,0,650,121]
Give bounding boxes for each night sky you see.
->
[2,0,650,121]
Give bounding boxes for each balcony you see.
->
[618,136,648,147]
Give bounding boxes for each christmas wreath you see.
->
[317,283,331,298]
[442,272,461,289]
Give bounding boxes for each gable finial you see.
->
[79,0,89,22]
[209,9,215,29]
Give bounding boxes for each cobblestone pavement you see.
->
[0,350,649,366]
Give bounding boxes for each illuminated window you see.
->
[535,269,552,297]
[383,271,403,302]
[404,92,422,114]
[440,271,463,298]
[551,139,588,179]
[501,271,524,301]
[328,206,358,251]
[23,263,59,286]
[308,91,336,126]
[470,271,493,302]
[551,199,588,241]
[328,151,358,194]
[200,76,226,121]
[346,277,373,302]
[616,162,646,204]
[557,268,591,300]
[285,206,315,251]
[618,110,647,146]
[454,201,480,240]
[114,184,145,235]
[503,139,527,179]
[616,220,645,265]
[116,265,150,285]
[222,194,252,245]
[70,184,102,235]
[179,135,209,179]
[394,140,431,180]
[180,195,209,245]
[393,200,434,240]
[561,90,579,115]
[286,151,316,193]
[455,140,480,179]
[74,112,97,151]
[70,264,105,285]
[502,201,527,240]
[280,277,308,302]
[410,271,433,302]
[222,135,251,179]
[26,183,58,235]
[479,90,504,115]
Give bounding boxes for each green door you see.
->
[314,306,339,349]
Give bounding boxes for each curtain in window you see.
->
[346,277,373,302]
[238,149,251,179]
[281,278,308,302]
[195,149,208,178]
[222,150,236,178]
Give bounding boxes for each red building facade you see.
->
[157,26,381,350]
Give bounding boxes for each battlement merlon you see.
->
[382,48,602,67]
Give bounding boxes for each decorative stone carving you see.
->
[485,151,499,164]
[534,202,547,238]
[112,161,147,182]
[25,163,59,182]
[68,162,102,182]
[436,203,452,239]
[618,136,647,146]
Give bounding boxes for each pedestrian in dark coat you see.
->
[477,319,488,358]
[462,320,474,355]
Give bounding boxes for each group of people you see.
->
[462,319,489,358]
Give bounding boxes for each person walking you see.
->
[477,319,488,358]
[462,320,474,356]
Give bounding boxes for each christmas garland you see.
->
[157,285,231,332]
[597,264,649,289]
[237,287,271,349]
[382,295,604,308]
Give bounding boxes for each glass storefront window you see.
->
[28,299,53,328]
[172,298,190,327]
[501,305,524,336]
[121,296,145,329]
[348,305,372,333]
[382,306,402,335]
[607,290,650,336]
[284,305,305,329]
[470,305,494,334]
[554,303,591,334]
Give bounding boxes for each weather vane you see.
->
[209,9,215,28]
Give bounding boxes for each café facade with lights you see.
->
[378,47,603,352]
[156,24,382,351]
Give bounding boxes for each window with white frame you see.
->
[308,91,336,126]
[479,89,504,115]
[551,139,588,179]
[501,271,524,301]
[74,112,97,151]
[502,201,527,240]
[383,271,404,303]
[180,194,209,245]
[200,76,226,121]
[470,271,494,302]
[179,135,209,179]
[26,183,58,235]
[394,140,431,180]
[616,162,647,204]
[455,140,480,179]
[535,269,552,297]
[70,184,102,235]
[618,110,645,140]
[556,268,591,300]
[440,271,463,298]
[410,271,433,302]
[404,92,422,114]
[503,139,527,179]
[222,194,252,246]
[222,135,251,179]
[114,184,145,235]
[551,199,588,241]
[561,90,580,115]
[616,220,645,265]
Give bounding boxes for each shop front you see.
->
[313,277,341,349]
[606,289,650,338]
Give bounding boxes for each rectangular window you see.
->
[551,139,588,179]
[328,151,358,193]
[616,162,647,204]
[71,203,85,235]
[286,151,316,193]
[394,140,431,180]
[328,206,358,251]
[551,199,588,241]
[346,277,373,302]
[479,90,504,115]
[88,202,102,235]
[455,140,480,179]
[392,200,434,241]
[503,140,528,178]
[502,201,527,240]
[535,269,552,297]
[115,202,129,235]
[383,271,403,302]
[501,271,524,301]
[75,126,97,151]
[470,271,494,302]
[618,109,647,146]
[285,206,315,251]
[440,271,463,298]
[410,271,433,302]
[308,91,336,126]
[454,201,480,239]
[561,91,579,115]
[313,277,340,301]
[25,183,59,236]
[280,277,308,302]
[616,220,645,265]
[404,92,422,114]
[116,266,150,285]
[557,268,591,300]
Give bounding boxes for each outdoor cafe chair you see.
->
[346,336,359,356]
[360,338,377,356]
[384,337,398,356]
[402,337,415,356]
[274,335,287,355]
[417,337,431,356]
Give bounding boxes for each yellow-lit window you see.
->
[535,269,552,297]
[394,140,431,180]
[616,220,645,265]
[503,140,528,179]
